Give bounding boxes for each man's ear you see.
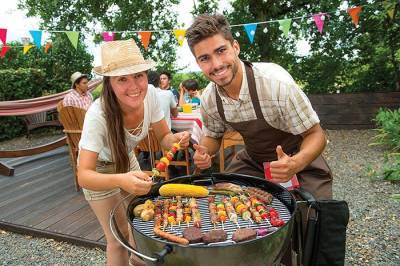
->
[232,40,240,56]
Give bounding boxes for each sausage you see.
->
[154,227,189,245]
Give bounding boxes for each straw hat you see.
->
[70,71,87,89]
[93,39,155,76]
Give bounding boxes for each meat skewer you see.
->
[189,198,201,227]
[176,196,183,227]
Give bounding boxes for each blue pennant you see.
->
[243,23,257,44]
[29,30,43,48]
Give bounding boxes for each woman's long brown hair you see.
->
[101,77,129,173]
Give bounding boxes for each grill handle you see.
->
[109,194,167,263]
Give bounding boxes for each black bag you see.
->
[294,189,350,266]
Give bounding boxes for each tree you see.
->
[19,0,182,71]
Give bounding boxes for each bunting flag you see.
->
[138,31,151,50]
[313,13,327,34]
[0,28,7,45]
[29,30,43,48]
[0,46,10,58]
[173,29,186,46]
[65,31,79,49]
[44,42,52,53]
[23,45,33,54]
[383,1,396,19]
[243,23,257,44]
[278,19,292,37]
[347,6,362,26]
[102,32,115,42]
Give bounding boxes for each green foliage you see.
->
[0,68,46,101]
[0,68,48,140]
[372,108,400,182]
[0,117,25,141]
[171,72,210,90]
[372,108,400,150]
[19,0,181,72]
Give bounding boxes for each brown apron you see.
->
[216,61,332,200]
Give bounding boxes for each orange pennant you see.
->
[138,31,152,50]
[45,42,52,53]
[347,6,362,26]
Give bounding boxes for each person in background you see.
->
[149,71,178,129]
[160,71,180,104]
[77,39,190,266]
[63,72,93,110]
[178,79,201,106]
[186,14,332,201]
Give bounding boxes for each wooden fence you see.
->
[308,91,400,129]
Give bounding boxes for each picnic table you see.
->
[171,108,203,144]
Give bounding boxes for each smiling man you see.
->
[186,14,332,201]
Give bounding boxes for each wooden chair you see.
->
[219,131,244,172]
[136,128,191,177]
[57,101,86,191]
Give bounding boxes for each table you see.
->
[171,109,203,144]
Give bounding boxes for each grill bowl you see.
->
[125,173,297,266]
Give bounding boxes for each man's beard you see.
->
[211,61,239,88]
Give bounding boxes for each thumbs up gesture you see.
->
[269,145,297,183]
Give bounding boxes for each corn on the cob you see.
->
[159,184,209,197]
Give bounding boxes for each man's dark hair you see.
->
[186,14,234,53]
[73,75,88,89]
[160,71,172,80]
[182,79,199,91]
[148,71,160,87]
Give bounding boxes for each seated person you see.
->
[63,72,93,110]
[179,79,201,106]
[148,71,178,129]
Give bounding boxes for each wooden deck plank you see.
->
[0,170,72,215]
[0,147,106,249]
[2,183,76,222]
[0,157,70,202]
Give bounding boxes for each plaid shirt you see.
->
[200,61,320,138]
[63,89,93,110]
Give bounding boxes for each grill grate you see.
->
[132,193,291,246]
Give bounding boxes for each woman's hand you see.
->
[120,171,152,195]
[173,131,190,149]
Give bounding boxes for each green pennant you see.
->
[278,19,292,37]
[65,31,79,49]
[383,0,396,19]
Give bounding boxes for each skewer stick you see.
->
[221,221,224,231]
[236,221,240,228]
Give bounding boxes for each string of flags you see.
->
[0,2,397,59]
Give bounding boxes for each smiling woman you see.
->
[77,39,190,265]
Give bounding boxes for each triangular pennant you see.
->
[278,19,292,37]
[313,13,326,34]
[138,31,152,50]
[243,23,257,44]
[29,30,43,48]
[347,6,362,26]
[45,42,52,53]
[383,1,396,19]
[0,46,10,58]
[173,29,186,46]
[23,45,33,55]
[102,32,115,42]
[0,28,7,45]
[65,31,79,49]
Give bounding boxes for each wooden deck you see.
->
[0,147,106,250]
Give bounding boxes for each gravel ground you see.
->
[0,129,399,265]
